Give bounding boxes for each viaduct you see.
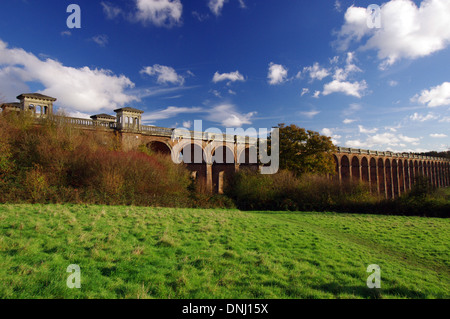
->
[2,93,449,197]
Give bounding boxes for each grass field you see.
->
[0,204,448,299]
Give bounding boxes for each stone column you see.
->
[206,163,213,193]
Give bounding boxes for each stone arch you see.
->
[237,146,258,165]
[418,161,423,177]
[341,155,350,182]
[392,159,399,197]
[238,146,259,172]
[361,157,369,183]
[147,141,171,156]
[369,157,378,193]
[378,158,386,198]
[179,142,207,185]
[351,156,360,182]
[385,159,393,198]
[212,145,236,194]
[404,160,410,191]
[398,159,405,194]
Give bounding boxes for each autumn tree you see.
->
[274,123,336,176]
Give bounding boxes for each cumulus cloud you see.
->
[212,71,245,83]
[321,52,366,98]
[208,0,228,16]
[343,118,356,124]
[142,106,203,122]
[91,34,109,47]
[321,128,341,145]
[267,63,288,85]
[300,88,309,96]
[140,64,185,85]
[300,110,320,118]
[430,133,448,138]
[409,112,439,121]
[135,0,183,27]
[0,39,137,113]
[322,79,367,98]
[101,2,123,19]
[411,82,450,107]
[358,125,378,134]
[302,62,330,81]
[206,103,256,127]
[346,132,421,149]
[336,0,450,68]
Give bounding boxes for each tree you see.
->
[273,123,336,176]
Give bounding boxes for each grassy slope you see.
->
[0,204,448,299]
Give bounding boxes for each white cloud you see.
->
[212,71,245,83]
[0,39,137,113]
[142,106,202,122]
[321,128,341,145]
[61,31,72,37]
[140,64,185,85]
[343,118,356,124]
[267,63,288,85]
[358,125,378,134]
[409,112,439,121]
[388,80,398,87]
[322,79,367,98]
[300,88,309,96]
[135,0,183,27]
[91,34,109,47]
[303,62,330,81]
[321,128,333,136]
[206,103,256,127]
[430,133,448,138]
[300,110,320,118]
[101,2,123,19]
[411,82,450,107]
[183,120,192,129]
[208,0,228,16]
[345,139,365,148]
[312,90,321,98]
[439,116,450,123]
[337,0,450,68]
[345,131,422,149]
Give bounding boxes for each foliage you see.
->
[226,169,449,217]
[273,123,336,176]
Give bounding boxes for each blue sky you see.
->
[0,0,449,152]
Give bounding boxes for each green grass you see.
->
[0,204,448,299]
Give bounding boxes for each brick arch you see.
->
[341,155,350,182]
[351,156,360,182]
[385,159,393,198]
[378,158,386,197]
[146,141,171,155]
[361,157,369,183]
[392,159,399,197]
[237,146,258,165]
[211,145,235,194]
[369,157,378,193]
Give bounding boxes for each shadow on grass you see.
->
[312,282,427,299]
